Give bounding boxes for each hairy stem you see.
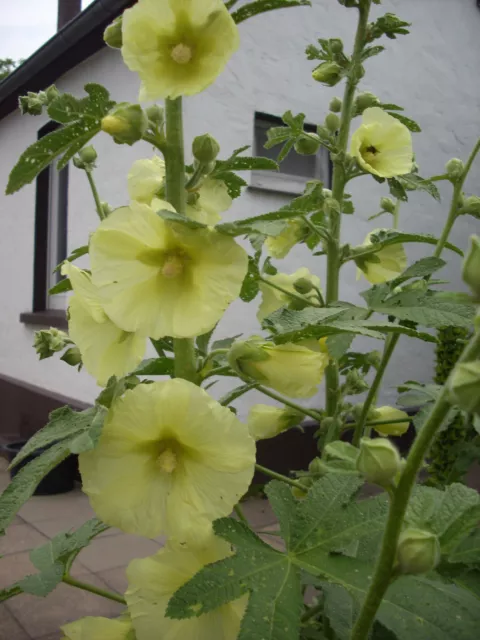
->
[256,384,322,421]
[63,575,126,605]
[255,463,307,492]
[85,171,105,221]
[352,334,400,446]
[325,0,372,419]
[352,329,480,639]
[165,97,197,383]
[258,276,321,308]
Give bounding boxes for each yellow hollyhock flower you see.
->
[122,0,240,100]
[248,404,302,441]
[127,156,165,204]
[89,201,247,339]
[351,107,413,178]
[79,379,255,543]
[187,177,232,225]
[61,616,134,640]
[228,338,327,398]
[373,406,410,437]
[356,231,407,284]
[265,220,307,259]
[126,536,247,640]
[257,267,321,322]
[62,263,145,386]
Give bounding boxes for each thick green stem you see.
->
[63,575,126,605]
[325,0,372,419]
[392,199,400,230]
[255,463,307,492]
[85,171,105,220]
[352,334,400,446]
[258,276,321,308]
[256,384,322,422]
[165,97,197,383]
[352,329,480,640]
[234,503,250,527]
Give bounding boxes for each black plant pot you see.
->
[2,441,77,495]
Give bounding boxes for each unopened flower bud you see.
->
[356,437,402,486]
[192,133,220,164]
[366,350,382,369]
[19,91,47,116]
[45,85,60,103]
[354,91,380,115]
[293,277,315,295]
[146,105,164,127]
[227,339,270,378]
[312,61,343,87]
[34,328,70,360]
[344,369,369,395]
[445,157,464,180]
[462,195,480,217]
[449,361,480,414]
[73,145,97,170]
[101,104,148,145]
[462,235,480,299]
[380,197,396,214]
[325,113,340,133]
[61,346,82,367]
[330,38,344,54]
[103,16,123,49]
[100,201,113,218]
[316,126,331,142]
[322,189,333,199]
[308,457,325,476]
[372,406,410,437]
[397,528,440,575]
[295,134,321,156]
[329,97,342,113]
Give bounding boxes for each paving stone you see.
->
[96,566,129,596]
[33,513,121,540]
[76,534,160,573]
[0,523,49,557]
[17,491,95,524]
[0,604,30,639]
[0,550,89,590]
[237,498,277,529]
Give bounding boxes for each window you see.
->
[20,122,69,327]
[251,112,331,195]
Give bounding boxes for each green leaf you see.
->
[324,442,359,466]
[157,209,207,230]
[448,529,480,566]
[53,245,89,272]
[350,230,462,262]
[231,0,311,24]
[241,255,261,302]
[361,45,385,61]
[397,382,442,407]
[215,156,278,173]
[133,357,175,376]
[211,335,243,351]
[396,172,440,199]
[387,112,421,132]
[196,328,216,356]
[393,257,446,283]
[213,170,247,199]
[322,583,358,640]
[7,84,114,193]
[48,277,72,295]
[0,407,105,533]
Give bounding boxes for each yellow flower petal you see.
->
[351,107,413,178]
[122,0,240,100]
[79,379,255,543]
[126,536,247,640]
[357,231,407,284]
[90,202,248,338]
[265,220,307,259]
[187,178,232,225]
[128,156,165,204]
[61,616,134,640]
[64,264,146,386]
[257,267,321,322]
[373,406,410,437]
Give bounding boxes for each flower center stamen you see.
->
[157,448,177,473]
[171,43,193,65]
[161,254,184,278]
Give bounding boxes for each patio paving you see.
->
[0,460,277,639]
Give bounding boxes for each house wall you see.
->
[0,0,479,425]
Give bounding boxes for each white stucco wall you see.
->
[0,0,479,418]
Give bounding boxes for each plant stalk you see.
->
[325,0,372,419]
[351,328,480,640]
[256,384,322,422]
[85,171,105,220]
[255,463,307,492]
[258,276,321,308]
[165,97,197,383]
[63,575,126,605]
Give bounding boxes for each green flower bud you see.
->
[380,197,396,214]
[397,528,440,575]
[329,97,342,113]
[316,126,331,142]
[192,133,221,164]
[19,91,47,116]
[100,201,113,218]
[294,134,321,156]
[462,235,480,299]
[344,369,369,395]
[101,104,148,145]
[34,328,70,360]
[227,339,270,378]
[103,16,123,49]
[356,437,402,486]
[330,39,344,54]
[322,189,333,198]
[462,195,480,216]
[293,277,315,295]
[449,361,480,414]
[60,346,82,367]
[73,145,98,170]
[325,113,341,133]
[45,85,60,103]
[366,350,382,369]
[146,105,164,127]
[312,61,344,87]
[445,157,464,180]
[354,91,380,115]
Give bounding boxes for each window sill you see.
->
[249,171,309,196]
[20,310,68,330]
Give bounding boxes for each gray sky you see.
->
[0,1,94,61]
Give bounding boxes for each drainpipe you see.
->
[57,0,82,30]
